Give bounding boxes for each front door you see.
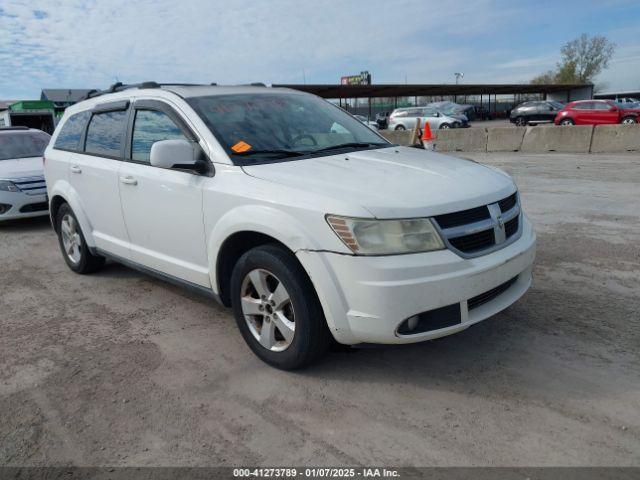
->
[117,104,210,287]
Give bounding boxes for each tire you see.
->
[439,123,451,129]
[56,203,105,274]
[515,116,527,126]
[621,116,637,125]
[559,119,574,126]
[394,125,406,131]
[230,244,331,370]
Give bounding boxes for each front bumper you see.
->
[0,191,49,221]
[297,215,536,345]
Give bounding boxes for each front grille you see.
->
[13,176,47,196]
[435,192,521,258]
[434,205,490,229]
[449,229,495,253]
[505,216,519,238]
[498,193,517,212]
[468,276,518,310]
[19,202,48,213]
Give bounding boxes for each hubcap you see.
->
[61,214,82,264]
[623,118,635,124]
[240,269,295,352]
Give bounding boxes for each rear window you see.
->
[84,111,128,158]
[0,131,51,161]
[54,111,90,151]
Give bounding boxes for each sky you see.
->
[1,0,639,99]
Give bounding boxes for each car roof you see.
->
[0,127,49,136]
[62,84,306,116]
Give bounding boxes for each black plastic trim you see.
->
[92,100,130,113]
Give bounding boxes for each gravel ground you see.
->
[0,152,639,467]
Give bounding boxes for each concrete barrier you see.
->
[520,125,593,153]
[487,127,526,152]
[590,124,640,153]
[435,128,487,152]
[379,130,414,146]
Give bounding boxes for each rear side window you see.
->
[85,111,128,158]
[53,111,90,151]
[131,110,187,163]
[572,102,594,110]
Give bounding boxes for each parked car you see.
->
[0,126,50,221]
[45,83,536,369]
[375,111,391,129]
[388,106,466,131]
[554,100,638,125]
[509,100,564,126]
[353,114,379,130]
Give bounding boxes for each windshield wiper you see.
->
[311,142,388,153]
[233,149,305,158]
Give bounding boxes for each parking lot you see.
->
[1,152,639,466]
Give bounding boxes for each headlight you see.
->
[326,215,445,255]
[0,180,19,192]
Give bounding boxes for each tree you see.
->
[530,34,616,84]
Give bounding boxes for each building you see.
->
[40,88,94,114]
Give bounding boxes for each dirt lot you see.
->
[1,153,639,467]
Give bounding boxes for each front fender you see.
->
[207,204,331,292]
[49,179,96,248]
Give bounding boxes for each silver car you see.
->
[387,106,463,131]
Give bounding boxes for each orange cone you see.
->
[422,122,434,150]
[421,122,433,141]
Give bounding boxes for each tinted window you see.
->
[131,110,187,163]
[572,102,594,110]
[84,110,128,157]
[54,111,90,151]
[0,131,51,160]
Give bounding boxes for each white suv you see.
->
[44,83,536,369]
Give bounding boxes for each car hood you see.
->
[0,157,44,179]
[242,147,516,218]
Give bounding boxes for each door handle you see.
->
[70,165,82,174]
[120,176,138,186]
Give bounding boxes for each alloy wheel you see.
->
[622,117,636,124]
[240,269,296,352]
[60,214,82,264]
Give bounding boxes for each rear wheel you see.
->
[394,125,406,131]
[56,203,104,274]
[439,123,451,129]
[559,118,574,126]
[230,244,331,369]
[621,116,637,125]
[515,116,527,126]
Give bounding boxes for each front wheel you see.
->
[230,244,331,369]
[515,116,527,126]
[439,123,451,129]
[56,203,104,274]
[394,125,406,131]
[559,119,574,126]
[621,116,637,125]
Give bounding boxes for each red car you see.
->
[554,100,638,125]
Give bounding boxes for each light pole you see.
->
[454,72,464,84]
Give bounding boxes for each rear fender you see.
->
[49,179,96,248]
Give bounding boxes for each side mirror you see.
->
[150,139,208,174]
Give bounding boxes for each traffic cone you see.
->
[422,122,434,150]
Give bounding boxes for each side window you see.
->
[53,111,90,151]
[572,103,592,110]
[131,110,187,163]
[594,102,612,110]
[85,110,128,157]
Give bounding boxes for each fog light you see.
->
[0,203,11,214]
[406,315,419,331]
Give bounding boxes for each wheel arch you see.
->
[48,181,96,247]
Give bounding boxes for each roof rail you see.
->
[82,81,161,100]
[0,126,30,131]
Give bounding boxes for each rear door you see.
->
[117,99,210,286]
[592,102,619,124]
[67,103,131,259]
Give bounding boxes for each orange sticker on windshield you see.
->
[231,141,252,153]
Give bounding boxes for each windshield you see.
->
[0,131,50,161]
[187,93,389,164]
